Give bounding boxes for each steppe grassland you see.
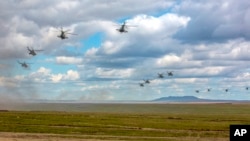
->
[0,103,250,141]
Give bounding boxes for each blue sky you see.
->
[1,0,250,102]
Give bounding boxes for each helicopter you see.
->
[167,71,174,76]
[157,73,164,78]
[207,88,211,92]
[143,79,150,84]
[195,90,200,93]
[17,61,30,68]
[116,22,136,33]
[56,27,77,39]
[27,47,43,56]
[225,89,229,92]
[139,83,144,87]
[246,87,249,90]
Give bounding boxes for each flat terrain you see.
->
[0,103,250,141]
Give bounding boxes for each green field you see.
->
[1,103,250,140]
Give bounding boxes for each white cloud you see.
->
[50,70,80,83]
[156,54,182,67]
[37,67,51,75]
[85,48,98,57]
[64,70,80,80]
[129,14,190,36]
[13,67,80,83]
[174,78,197,84]
[173,0,250,41]
[51,74,63,83]
[1,0,250,101]
[181,67,227,77]
[0,76,19,88]
[56,1,79,11]
[95,68,134,79]
[83,13,191,69]
[56,56,83,65]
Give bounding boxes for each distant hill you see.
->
[153,96,250,103]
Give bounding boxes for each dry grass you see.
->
[1,103,250,140]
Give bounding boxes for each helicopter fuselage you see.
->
[22,63,28,68]
[139,83,144,87]
[158,73,164,78]
[58,32,68,39]
[117,24,128,33]
[168,72,173,76]
[29,50,36,56]
[144,80,150,84]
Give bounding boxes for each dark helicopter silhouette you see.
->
[27,47,43,56]
[139,83,144,87]
[195,90,199,93]
[157,73,164,78]
[17,61,31,68]
[225,89,229,92]
[116,22,136,33]
[207,88,211,92]
[143,79,150,84]
[246,87,249,90]
[167,71,174,76]
[57,27,77,39]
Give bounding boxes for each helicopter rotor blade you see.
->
[64,29,71,33]
[51,28,62,32]
[127,25,137,27]
[34,49,44,51]
[125,25,137,27]
[27,46,31,51]
[113,24,122,26]
[17,60,22,64]
[66,33,77,35]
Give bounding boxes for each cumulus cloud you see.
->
[173,0,250,42]
[0,76,19,88]
[1,0,250,101]
[156,54,182,67]
[64,70,80,80]
[56,56,83,65]
[50,70,80,83]
[82,13,190,71]
[15,67,80,83]
[95,68,134,79]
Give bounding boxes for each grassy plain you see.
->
[0,103,250,140]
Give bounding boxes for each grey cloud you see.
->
[0,0,174,59]
[173,0,250,42]
[2,0,250,101]
[83,13,190,69]
[14,0,173,27]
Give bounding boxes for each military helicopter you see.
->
[139,83,144,87]
[225,89,229,92]
[17,61,31,68]
[157,73,164,78]
[207,88,211,92]
[246,87,249,90]
[116,22,136,33]
[167,71,174,76]
[195,90,200,93]
[56,27,77,39]
[27,47,43,56]
[143,79,150,84]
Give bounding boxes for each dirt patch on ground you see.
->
[0,132,112,141]
[0,132,228,141]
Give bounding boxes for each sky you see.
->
[1,0,250,102]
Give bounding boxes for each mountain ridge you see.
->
[153,96,250,103]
